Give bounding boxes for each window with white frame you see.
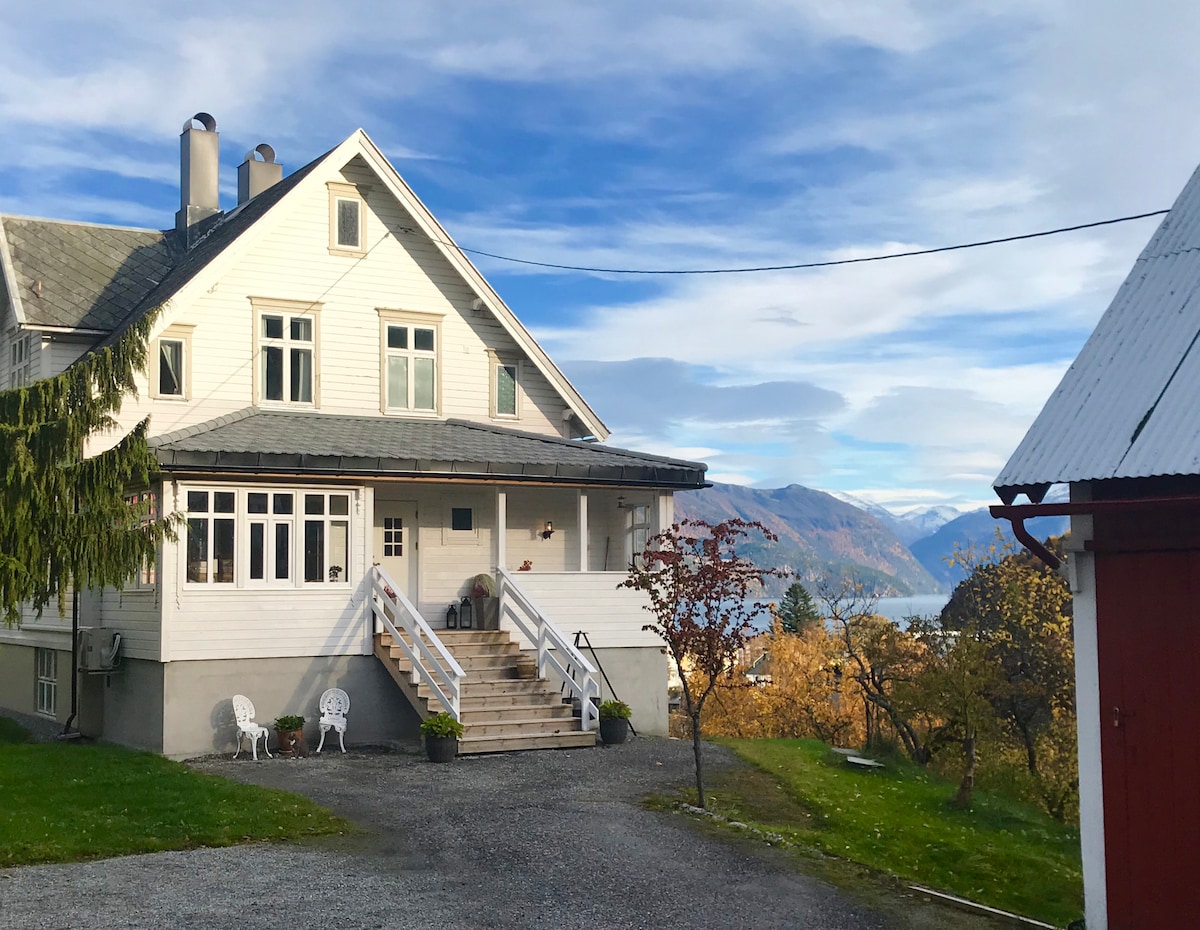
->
[253,299,320,406]
[488,350,520,419]
[381,314,439,414]
[35,648,57,717]
[153,326,193,399]
[628,504,651,568]
[9,332,32,388]
[302,492,351,584]
[186,490,236,584]
[246,491,295,585]
[328,181,367,256]
[128,491,158,589]
[183,486,352,588]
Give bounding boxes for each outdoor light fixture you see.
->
[616,495,626,510]
[459,596,474,629]
[541,521,554,539]
[445,603,459,629]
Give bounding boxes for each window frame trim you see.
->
[151,324,195,401]
[327,181,369,258]
[377,307,445,418]
[250,297,323,409]
[487,348,521,420]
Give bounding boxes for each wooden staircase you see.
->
[374,629,597,754]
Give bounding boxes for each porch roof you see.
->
[149,408,708,488]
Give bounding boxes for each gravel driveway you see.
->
[0,734,1000,930]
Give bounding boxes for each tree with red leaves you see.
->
[621,519,784,809]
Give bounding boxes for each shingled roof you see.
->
[150,408,708,488]
[994,162,1200,504]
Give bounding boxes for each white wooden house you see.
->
[0,113,707,757]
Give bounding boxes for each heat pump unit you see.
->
[78,628,121,671]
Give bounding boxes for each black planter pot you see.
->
[425,734,459,762]
[599,717,630,745]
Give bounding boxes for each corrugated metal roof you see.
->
[149,408,708,488]
[995,162,1200,502]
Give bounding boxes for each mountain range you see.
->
[674,483,1069,596]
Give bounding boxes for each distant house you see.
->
[993,163,1200,929]
[0,114,707,757]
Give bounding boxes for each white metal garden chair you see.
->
[231,694,272,761]
[315,688,350,753]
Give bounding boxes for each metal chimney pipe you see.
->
[175,112,220,246]
[237,144,283,205]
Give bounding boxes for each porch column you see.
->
[496,488,507,571]
[578,490,588,571]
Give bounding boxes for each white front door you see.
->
[374,500,417,602]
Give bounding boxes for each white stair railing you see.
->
[496,567,601,731]
[370,565,465,719]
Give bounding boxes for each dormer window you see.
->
[252,298,321,406]
[328,181,367,257]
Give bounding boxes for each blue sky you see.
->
[2,2,1197,511]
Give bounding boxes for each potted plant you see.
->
[420,711,464,762]
[274,714,306,756]
[598,699,632,745]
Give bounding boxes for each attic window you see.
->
[328,181,367,257]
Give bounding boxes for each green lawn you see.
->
[0,720,350,866]
[685,738,1083,927]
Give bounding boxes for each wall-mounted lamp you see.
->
[616,495,626,510]
[541,521,554,540]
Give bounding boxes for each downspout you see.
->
[1002,514,1061,570]
[61,587,79,737]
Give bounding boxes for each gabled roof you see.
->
[0,129,608,439]
[995,162,1200,504]
[0,216,175,331]
[149,408,707,488]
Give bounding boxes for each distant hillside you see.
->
[909,509,1070,588]
[674,483,942,597]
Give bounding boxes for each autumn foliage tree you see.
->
[622,519,783,809]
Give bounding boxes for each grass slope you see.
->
[698,739,1082,927]
[0,721,349,866]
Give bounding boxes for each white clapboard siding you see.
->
[407,486,496,621]
[504,487,581,572]
[97,589,161,661]
[94,156,572,448]
[503,572,659,649]
[0,600,73,649]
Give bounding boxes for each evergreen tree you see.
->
[0,310,175,625]
[776,581,821,634]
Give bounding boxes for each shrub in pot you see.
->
[274,714,306,756]
[598,699,631,745]
[420,711,464,762]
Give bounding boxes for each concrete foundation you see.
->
[586,645,669,737]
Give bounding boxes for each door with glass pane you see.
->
[374,501,416,603]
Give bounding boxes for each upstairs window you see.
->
[252,299,321,406]
[152,326,193,399]
[379,310,442,415]
[9,332,32,388]
[328,181,367,257]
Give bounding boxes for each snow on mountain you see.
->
[826,493,960,545]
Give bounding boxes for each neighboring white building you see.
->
[0,114,704,757]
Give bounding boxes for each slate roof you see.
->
[0,144,331,342]
[995,162,1200,504]
[1,217,176,331]
[149,408,708,488]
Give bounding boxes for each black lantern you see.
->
[459,596,474,629]
[445,603,459,629]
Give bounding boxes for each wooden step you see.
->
[459,704,575,724]
[417,677,560,698]
[462,717,585,738]
[382,630,512,647]
[458,730,596,755]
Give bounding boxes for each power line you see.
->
[449,209,1169,276]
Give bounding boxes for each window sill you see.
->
[381,408,441,419]
[328,246,367,259]
[257,400,319,411]
[151,394,190,402]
